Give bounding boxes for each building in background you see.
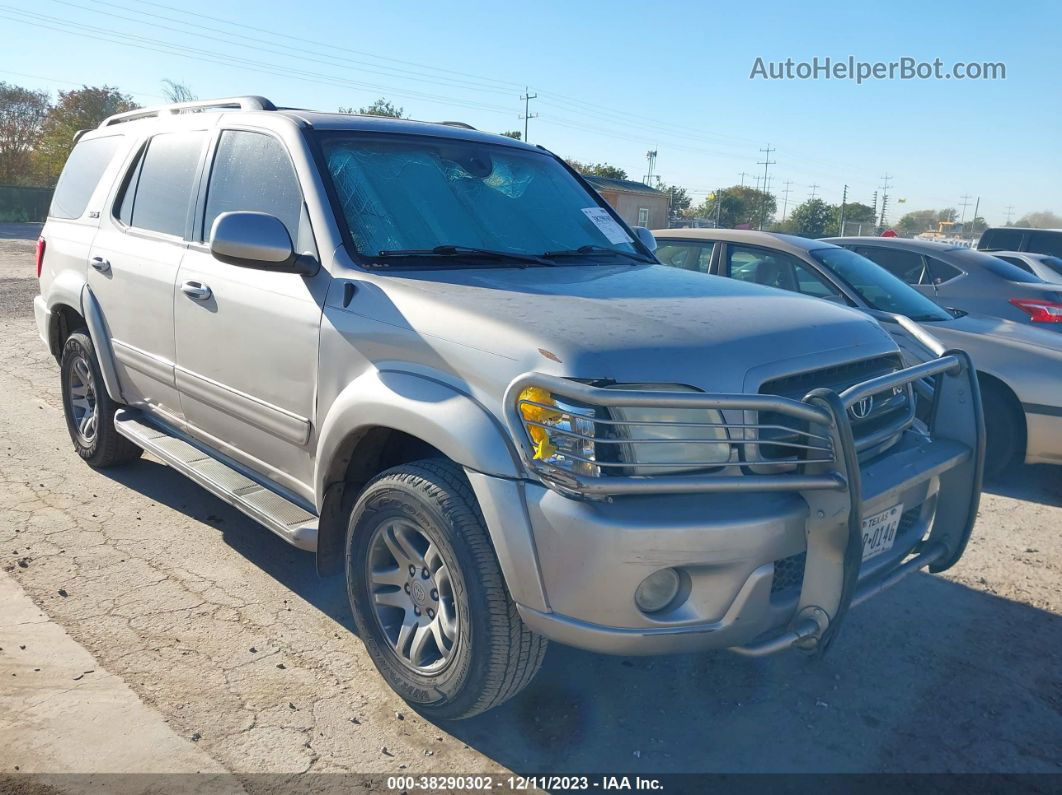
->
[583,175,669,229]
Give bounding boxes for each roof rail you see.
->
[99,96,276,128]
[437,121,477,130]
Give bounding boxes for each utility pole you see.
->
[780,180,793,223]
[808,183,820,200]
[738,171,751,187]
[1004,205,1014,225]
[838,184,848,236]
[878,174,892,228]
[958,193,973,230]
[970,196,981,240]
[644,149,658,186]
[519,86,538,143]
[757,145,776,230]
[715,188,723,228]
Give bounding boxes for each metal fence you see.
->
[0,185,54,222]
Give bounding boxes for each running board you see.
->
[114,409,318,551]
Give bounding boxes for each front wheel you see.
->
[346,459,547,719]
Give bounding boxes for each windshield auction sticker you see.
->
[582,207,634,244]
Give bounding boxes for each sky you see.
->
[3,0,1060,226]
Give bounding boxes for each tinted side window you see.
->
[122,131,207,237]
[656,241,714,273]
[727,244,839,299]
[855,246,925,284]
[49,136,123,220]
[1025,231,1062,258]
[978,228,1023,251]
[996,255,1033,273]
[925,256,963,283]
[202,131,302,242]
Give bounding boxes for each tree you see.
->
[842,202,876,223]
[341,98,407,118]
[1014,210,1062,228]
[565,159,628,180]
[897,209,939,237]
[0,82,51,185]
[34,86,138,183]
[698,185,775,228]
[938,207,958,223]
[161,79,196,103]
[653,179,692,216]
[783,198,833,238]
[499,130,521,140]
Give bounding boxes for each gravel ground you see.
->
[0,225,1059,777]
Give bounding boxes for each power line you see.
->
[780,180,794,223]
[808,183,820,200]
[1005,205,1015,224]
[879,174,892,227]
[958,193,973,227]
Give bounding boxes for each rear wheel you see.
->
[346,459,546,719]
[60,331,142,468]
[980,380,1023,480]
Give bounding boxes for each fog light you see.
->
[634,568,681,613]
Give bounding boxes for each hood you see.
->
[359,263,898,392]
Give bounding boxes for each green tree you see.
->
[699,185,775,228]
[897,209,939,237]
[783,198,833,238]
[341,98,407,118]
[842,202,876,223]
[565,159,628,180]
[653,179,691,216]
[161,79,196,103]
[34,86,138,183]
[1014,210,1062,228]
[938,207,958,223]
[499,130,521,140]
[0,82,51,185]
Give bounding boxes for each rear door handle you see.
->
[180,281,212,301]
[90,256,110,273]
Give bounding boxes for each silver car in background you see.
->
[824,236,1062,333]
[990,251,1062,283]
[653,229,1062,477]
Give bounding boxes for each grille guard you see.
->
[503,343,984,655]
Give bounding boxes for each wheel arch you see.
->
[313,369,524,577]
[976,369,1027,457]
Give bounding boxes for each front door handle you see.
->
[181,281,212,301]
[90,256,110,273]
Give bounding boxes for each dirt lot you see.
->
[0,224,1059,777]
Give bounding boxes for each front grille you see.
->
[757,355,909,461]
[770,506,923,596]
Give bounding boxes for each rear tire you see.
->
[60,331,142,468]
[346,459,546,719]
[980,381,1023,480]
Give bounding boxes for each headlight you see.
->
[605,384,731,475]
[517,387,599,477]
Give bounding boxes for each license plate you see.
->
[861,503,903,561]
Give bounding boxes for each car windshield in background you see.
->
[810,247,953,322]
[317,133,641,264]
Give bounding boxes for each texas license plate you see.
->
[861,503,903,561]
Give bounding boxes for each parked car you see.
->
[989,250,1062,282]
[652,229,1062,476]
[978,226,1062,258]
[824,236,1062,333]
[34,96,982,719]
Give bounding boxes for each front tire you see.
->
[346,459,546,719]
[60,331,142,468]
[980,381,1023,480]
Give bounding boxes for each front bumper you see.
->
[500,343,984,656]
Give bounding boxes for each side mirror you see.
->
[209,211,315,275]
[633,226,657,253]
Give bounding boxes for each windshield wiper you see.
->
[374,245,554,267]
[541,244,655,264]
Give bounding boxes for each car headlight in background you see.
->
[604,384,731,475]
[517,387,599,477]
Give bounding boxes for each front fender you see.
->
[313,368,522,509]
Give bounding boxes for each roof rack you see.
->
[99,96,276,128]
[437,121,477,130]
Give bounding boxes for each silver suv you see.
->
[34,96,984,718]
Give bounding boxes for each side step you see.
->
[114,409,318,551]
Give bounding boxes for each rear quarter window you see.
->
[49,136,123,220]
